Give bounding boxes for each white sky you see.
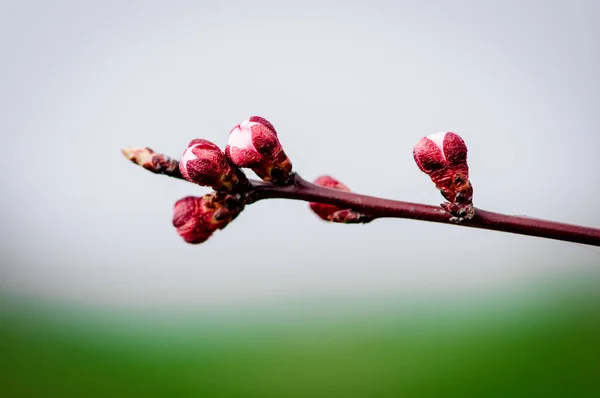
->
[1,0,599,309]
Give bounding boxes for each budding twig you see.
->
[123,147,600,247]
[251,175,600,246]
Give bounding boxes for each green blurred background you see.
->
[2,270,599,397]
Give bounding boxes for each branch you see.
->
[249,174,600,246]
[123,148,600,247]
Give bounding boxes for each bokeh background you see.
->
[1,0,599,396]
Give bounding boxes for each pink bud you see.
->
[309,176,372,224]
[179,139,248,191]
[413,132,473,218]
[226,116,292,183]
[172,192,244,244]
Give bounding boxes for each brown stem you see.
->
[247,174,600,246]
[123,149,600,247]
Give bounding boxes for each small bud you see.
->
[309,176,372,224]
[172,192,244,244]
[226,116,293,184]
[179,139,248,192]
[122,147,179,175]
[413,132,474,220]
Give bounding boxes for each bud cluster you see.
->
[413,132,474,220]
[172,116,293,243]
[125,118,480,245]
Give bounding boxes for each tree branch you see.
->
[123,148,600,247]
[248,174,600,246]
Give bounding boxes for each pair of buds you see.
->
[179,116,293,191]
[413,132,474,221]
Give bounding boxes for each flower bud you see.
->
[413,132,473,219]
[122,147,179,175]
[172,192,244,244]
[225,116,293,184]
[309,176,372,224]
[179,139,248,192]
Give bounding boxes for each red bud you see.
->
[179,139,248,191]
[413,132,473,219]
[226,116,292,184]
[173,192,244,244]
[309,176,372,224]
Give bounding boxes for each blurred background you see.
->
[1,0,599,396]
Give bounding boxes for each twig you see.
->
[123,149,600,247]
[249,174,600,246]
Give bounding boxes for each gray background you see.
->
[1,0,598,310]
